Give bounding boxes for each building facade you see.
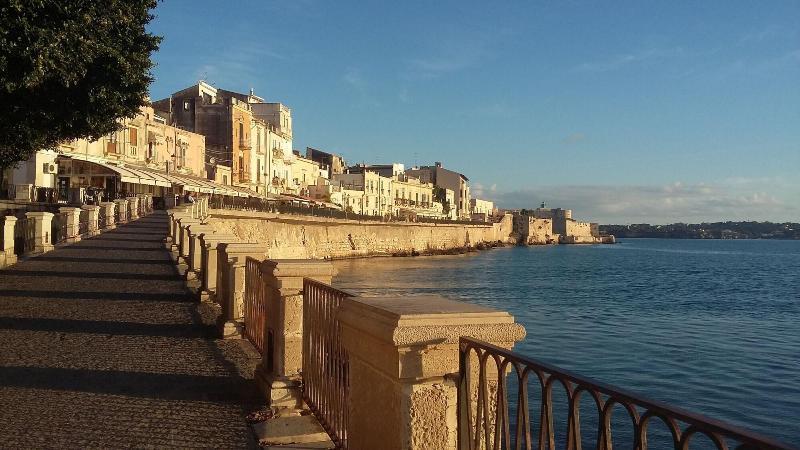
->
[405,162,471,220]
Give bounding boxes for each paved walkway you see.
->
[0,212,262,448]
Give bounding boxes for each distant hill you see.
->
[599,222,800,240]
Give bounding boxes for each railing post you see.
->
[185,223,215,280]
[197,233,238,302]
[58,207,82,243]
[25,211,55,254]
[253,260,334,410]
[1,215,18,267]
[338,296,525,450]
[99,202,117,229]
[215,243,269,337]
[176,217,200,264]
[81,205,100,236]
[113,199,129,224]
[128,196,140,220]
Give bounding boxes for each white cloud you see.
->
[494,180,800,224]
[573,47,687,73]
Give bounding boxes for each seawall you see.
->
[205,209,514,260]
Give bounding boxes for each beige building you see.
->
[333,171,393,217]
[470,198,495,222]
[291,152,321,196]
[405,162,471,220]
[8,103,253,204]
[392,174,445,219]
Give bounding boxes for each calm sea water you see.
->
[333,239,800,445]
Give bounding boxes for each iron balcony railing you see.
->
[243,257,268,355]
[302,278,354,449]
[458,337,795,450]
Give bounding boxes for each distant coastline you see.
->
[600,222,799,240]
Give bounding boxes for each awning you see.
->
[59,154,163,187]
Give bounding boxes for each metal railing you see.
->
[98,207,107,229]
[302,278,354,449]
[78,210,90,235]
[243,257,268,355]
[458,337,795,450]
[13,217,35,255]
[52,212,69,244]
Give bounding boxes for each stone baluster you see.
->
[338,296,525,450]
[99,202,117,229]
[58,207,82,243]
[1,215,18,267]
[128,196,140,220]
[25,211,55,254]
[215,243,270,338]
[81,205,100,236]
[253,260,335,409]
[197,233,238,302]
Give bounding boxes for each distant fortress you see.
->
[509,205,615,245]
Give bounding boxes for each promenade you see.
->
[0,212,261,448]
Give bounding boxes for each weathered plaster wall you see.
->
[513,216,556,245]
[205,210,514,260]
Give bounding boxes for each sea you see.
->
[332,238,800,446]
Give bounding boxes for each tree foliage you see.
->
[0,0,161,168]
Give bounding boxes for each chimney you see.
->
[435,161,442,168]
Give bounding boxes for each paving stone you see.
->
[0,212,262,448]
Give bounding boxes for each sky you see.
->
[147,1,799,224]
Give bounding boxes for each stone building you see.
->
[333,171,393,217]
[470,198,495,222]
[7,103,249,204]
[405,162,471,220]
[306,147,346,180]
[392,173,444,219]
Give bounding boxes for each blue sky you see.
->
[148,1,799,224]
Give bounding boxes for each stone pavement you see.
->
[0,212,262,448]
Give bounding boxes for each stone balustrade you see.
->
[185,223,217,280]
[197,232,238,302]
[25,211,54,254]
[58,207,83,243]
[216,243,269,338]
[113,199,129,224]
[127,196,140,220]
[99,202,117,229]
[339,296,525,449]
[81,205,101,236]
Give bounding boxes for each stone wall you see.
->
[512,216,557,245]
[205,210,514,260]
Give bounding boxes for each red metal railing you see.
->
[243,257,268,354]
[458,337,795,450]
[302,278,354,449]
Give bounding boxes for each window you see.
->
[223,175,228,185]
[184,100,190,110]
[129,127,137,144]
[239,123,244,140]
[239,156,244,173]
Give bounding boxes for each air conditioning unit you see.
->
[42,162,58,174]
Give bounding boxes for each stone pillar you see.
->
[81,205,101,236]
[339,296,525,450]
[113,199,129,224]
[215,243,270,338]
[198,234,238,302]
[167,207,192,247]
[58,207,82,243]
[177,217,200,263]
[253,260,335,409]
[186,224,215,280]
[25,211,55,254]
[128,196,140,220]
[1,215,18,267]
[99,202,116,229]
